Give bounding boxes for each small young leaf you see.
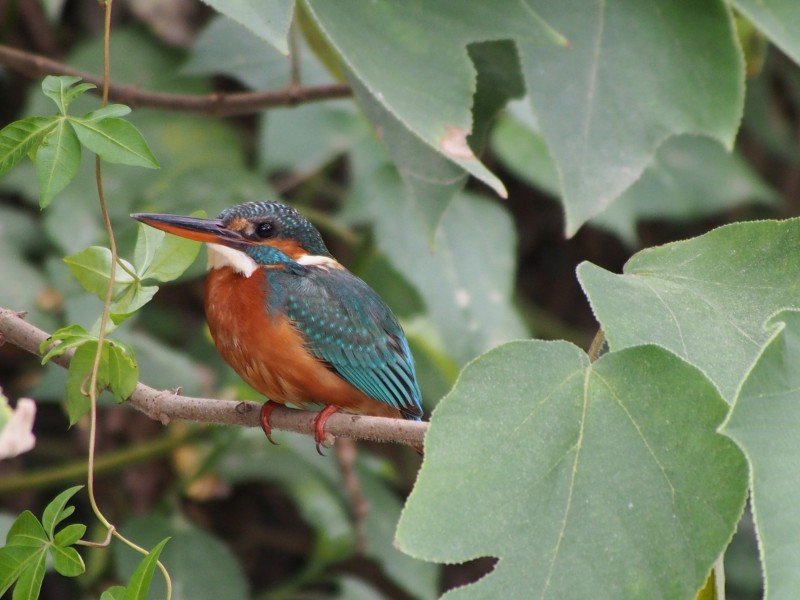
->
[6,511,47,547]
[41,485,83,538]
[40,324,95,364]
[106,342,139,403]
[70,118,159,168]
[53,523,87,547]
[0,117,57,177]
[82,104,132,122]
[41,75,83,114]
[63,246,136,299]
[110,283,159,325]
[65,343,96,424]
[133,222,164,277]
[50,544,85,577]
[124,537,169,600]
[41,76,95,115]
[35,118,82,209]
[100,586,128,600]
[141,228,202,282]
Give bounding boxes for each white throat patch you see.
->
[206,243,258,277]
[296,254,342,270]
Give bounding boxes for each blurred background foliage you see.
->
[0,0,796,598]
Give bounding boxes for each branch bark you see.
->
[0,44,351,116]
[0,307,428,449]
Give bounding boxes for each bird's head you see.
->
[132,202,334,276]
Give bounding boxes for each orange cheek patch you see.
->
[269,239,307,260]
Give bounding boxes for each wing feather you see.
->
[266,266,423,419]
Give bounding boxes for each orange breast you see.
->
[204,266,401,419]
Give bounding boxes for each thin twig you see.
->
[0,43,351,116]
[0,307,428,448]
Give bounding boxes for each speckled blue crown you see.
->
[219,201,331,257]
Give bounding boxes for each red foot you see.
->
[259,400,281,445]
[313,405,340,455]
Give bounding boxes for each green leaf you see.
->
[372,171,527,365]
[41,485,83,538]
[40,324,95,363]
[261,102,369,176]
[139,224,202,283]
[198,0,295,54]
[124,537,169,600]
[63,339,138,408]
[100,586,128,600]
[116,516,248,600]
[63,246,136,299]
[9,545,46,600]
[305,0,562,199]
[519,0,744,234]
[35,118,82,209]
[65,342,95,424]
[50,544,85,577]
[106,342,139,403]
[721,309,800,598]
[41,75,95,114]
[53,522,86,547]
[0,546,42,598]
[0,117,57,178]
[577,218,800,401]
[70,117,159,168]
[6,512,47,547]
[591,135,777,246]
[82,104,132,122]
[184,15,294,89]
[110,283,159,325]
[397,342,747,599]
[731,0,800,66]
[347,72,467,238]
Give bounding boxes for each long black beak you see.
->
[131,213,245,245]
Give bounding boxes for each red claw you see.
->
[259,400,281,445]
[313,405,340,455]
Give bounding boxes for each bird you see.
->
[131,201,423,453]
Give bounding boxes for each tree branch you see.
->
[0,44,351,116]
[0,307,428,449]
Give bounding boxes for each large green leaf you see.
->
[198,0,295,54]
[519,0,744,234]
[115,515,248,600]
[591,135,777,246]
[397,342,747,599]
[577,219,800,401]
[183,15,291,89]
[371,170,527,365]
[721,309,800,600]
[305,0,561,199]
[347,74,467,237]
[732,0,800,66]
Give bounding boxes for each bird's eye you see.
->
[255,221,275,238]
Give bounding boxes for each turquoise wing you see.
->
[266,266,423,419]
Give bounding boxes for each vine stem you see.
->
[85,1,172,596]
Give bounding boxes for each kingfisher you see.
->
[131,202,423,452]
